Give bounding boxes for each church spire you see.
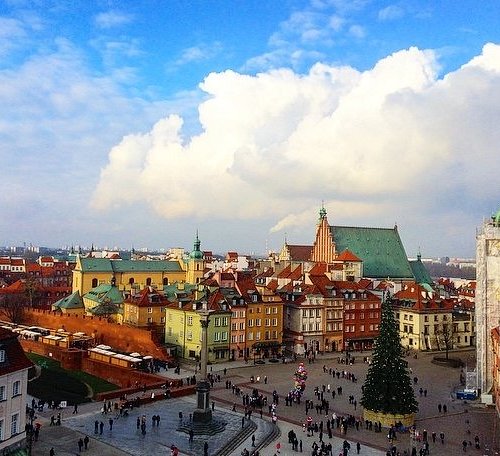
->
[319,201,327,220]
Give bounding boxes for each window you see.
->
[187,331,192,340]
[0,350,4,363]
[214,332,220,342]
[146,277,152,286]
[265,331,270,340]
[265,318,270,326]
[409,315,413,321]
[265,307,271,314]
[214,317,221,327]
[302,324,307,331]
[272,318,277,326]
[0,386,5,401]
[404,314,408,320]
[0,419,3,441]
[239,322,245,330]
[424,315,429,322]
[248,332,254,341]
[222,317,228,326]
[147,317,152,324]
[434,315,438,321]
[10,413,18,436]
[239,334,245,342]
[168,327,172,336]
[315,322,320,331]
[231,323,237,331]
[12,380,20,397]
[221,332,228,341]
[272,330,277,339]
[255,331,261,340]
[360,325,365,332]
[272,307,278,314]
[187,316,193,325]
[147,307,153,314]
[316,309,321,317]
[255,319,261,326]
[231,335,237,343]
[160,317,165,323]
[302,309,307,317]
[248,319,254,327]
[92,278,98,288]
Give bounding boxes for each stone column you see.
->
[193,310,212,423]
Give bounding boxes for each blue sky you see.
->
[1,0,500,258]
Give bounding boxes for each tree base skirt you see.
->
[363,409,415,427]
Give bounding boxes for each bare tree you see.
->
[437,321,455,360]
[23,276,40,308]
[0,294,28,324]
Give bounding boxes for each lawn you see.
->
[27,353,118,405]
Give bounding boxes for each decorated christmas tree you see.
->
[361,293,418,415]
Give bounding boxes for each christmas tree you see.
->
[361,293,418,415]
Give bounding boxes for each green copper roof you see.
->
[84,284,124,304]
[409,258,433,285]
[52,291,83,309]
[79,258,183,273]
[331,225,414,279]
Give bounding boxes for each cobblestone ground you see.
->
[31,349,499,456]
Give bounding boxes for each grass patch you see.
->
[27,353,118,405]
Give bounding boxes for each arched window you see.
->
[129,277,135,285]
[163,278,169,286]
[91,278,98,288]
[146,277,152,286]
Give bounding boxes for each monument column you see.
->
[193,307,212,423]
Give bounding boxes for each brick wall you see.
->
[23,309,170,361]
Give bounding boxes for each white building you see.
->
[0,328,33,454]
[476,211,500,402]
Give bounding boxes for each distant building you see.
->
[476,209,500,401]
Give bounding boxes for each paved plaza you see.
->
[30,349,499,456]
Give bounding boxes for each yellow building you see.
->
[165,288,231,363]
[123,287,169,339]
[72,256,187,296]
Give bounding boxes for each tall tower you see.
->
[310,205,336,263]
[187,232,205,284]
[476,209,500,400]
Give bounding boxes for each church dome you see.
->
[190,232,203,259]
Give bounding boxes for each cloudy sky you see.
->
[1,0,499,258]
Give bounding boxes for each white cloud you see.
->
[348,24,365,38]
[92,43,500,249]
[172,42,223,68]
[94,10,133,29]
[378,5,405,21]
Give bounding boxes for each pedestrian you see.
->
[211,401,215,411]
[356,442,361,454]
[84,435,89,449]
[242,416,245,428]
[136,417,140,429]
[49,448,55,456]
[276,441,281,454]
[299,439,302,452]
[109,418,113,431]
[73,403,78,414]
[204,441,208,456]
[440,431,445,444]
[99,421,104,435]
[443,404,447,413]
[264,375,268,384]
[252,434,256,446]
[189,429,194,443]
[78,438,84,452]
[438,403,442,413]
[94,420,99,434]
[432,431,436,443]
[462,440,468,451]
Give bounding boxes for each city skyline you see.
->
[2,1,500,257]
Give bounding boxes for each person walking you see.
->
[356,442,361,454]
[73,403,78,414]
[99,421,104,435]
[83,435,89,449]
[49,448,55,456]
[440,431,445,444]
[109,418,113,431]
[203,441,208,456]
[189,429,194,443]
[78,438,84,452]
